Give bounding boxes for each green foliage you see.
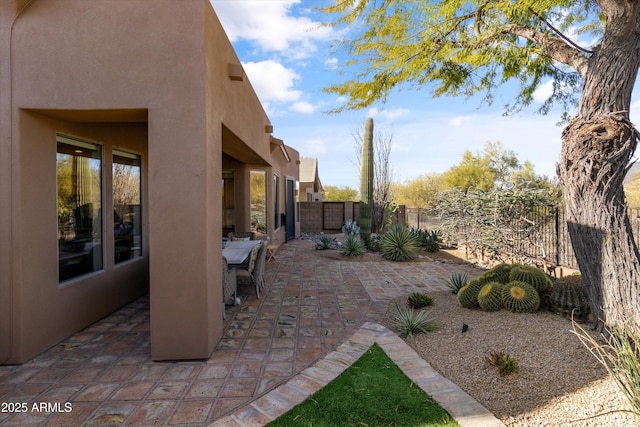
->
[392,173,446,210]
[573,321,640,417]
[443,150,496,192]
[270,344,459,427]
[410,227,442,252]
[407,292,433,309]
[437,186,560,265]
[485,351,519,376]
[319,1,590,115]
[342,234,365,257]
[316,235,335,250]
[550,275,590,322]
[457,279,483,309]
[444,271,470,295]
[502,281,541,313]
[509,265,553,293]
[323,185,359,202]
[477,282,504,312]
[359,117,374,243]
[380,224,420,261]
[391,304,438,341]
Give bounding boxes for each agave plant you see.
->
[380,225,420,261]
[445,271,470,294]
[342,234,365,257]
[315,235,335,250]
[391,304,438,341]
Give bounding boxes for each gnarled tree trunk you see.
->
[558,6,640,333]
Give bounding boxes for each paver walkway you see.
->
[0,238,501,426]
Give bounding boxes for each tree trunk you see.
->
[558,7,640,333]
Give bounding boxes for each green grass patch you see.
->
[268,343,459,427]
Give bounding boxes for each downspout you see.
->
[1,0,37,365]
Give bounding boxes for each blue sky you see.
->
[210,0,640,190]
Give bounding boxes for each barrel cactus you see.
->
[549,275,590,322]
[480,263,512,284]
[502,281,540,313]
[478,282,504,311]
[457,279,483,308]
[509,265,553,293]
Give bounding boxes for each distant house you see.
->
[0,0,299,364]
[299,157,324,202]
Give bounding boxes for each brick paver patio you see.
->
[0,238,501,426]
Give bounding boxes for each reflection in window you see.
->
[113,149,142,264]
[250,170,267,234]
[57,135,103,282]
[274,174,280,229]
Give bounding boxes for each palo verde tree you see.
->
[321,0,640,333]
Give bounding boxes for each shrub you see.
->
[391,304,438,341]
[457,279,483,308]
[444,271,470,295]
[573,321,640,416]
[380,225,420,262]
[342,219,360,236]
[316,235,335,250]
[342,234,365,257]
[485,351,518,376]
[502,281,540,313]
[410,228,442,253]
[407,292,433,309]
[478,282,504,312]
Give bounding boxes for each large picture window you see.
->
[57,135,103,282]
[113,149,142,264]
[250,170,267,234]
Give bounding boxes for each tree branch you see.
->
[502,24,590,77]
[529,8,594,55]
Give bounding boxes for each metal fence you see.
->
[404,205,640,271]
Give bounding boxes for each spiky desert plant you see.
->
[480,263,512,284]
[342,234,365,257]
[478,282,504,312]
[391,304,438,341]
[573,321,640,416]
[509,265,553,293]
[445,271,470,295]
[502,281,540,313]
[359,117,374,247]
[550,276,590,322]
[407,292,433,309]
[457,279,483,308]
[316,235,335,250]
[485,351,519,376]
[380,224,420,261]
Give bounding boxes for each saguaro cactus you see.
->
[359,117,374,246]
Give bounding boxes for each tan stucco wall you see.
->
[1,0,296,364]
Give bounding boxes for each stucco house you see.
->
[0,0,300,365]
[299,157,324,202]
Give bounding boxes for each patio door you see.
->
[286,177,295,241]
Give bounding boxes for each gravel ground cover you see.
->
[382,291,639,427]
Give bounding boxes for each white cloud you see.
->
[242,60,302,103]
[367,107,410,121]
[303,138,327,156]
[290,101,316,114]
[449,116,466,127]
[325,57,339,70]
[533,80,554,103]
[210,0,333,59]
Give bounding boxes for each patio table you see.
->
[222,240,261,267]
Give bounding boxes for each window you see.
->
[113,149,142,264]
[274,174,280,229]
[57,135,103,282]
[250,170,267,234]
